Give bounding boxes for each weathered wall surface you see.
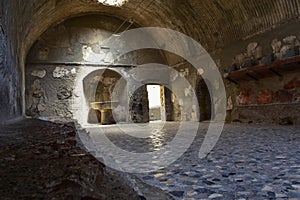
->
[25,65,78,120]
[213,21,300,124]
[2,0,300,124]
[0,0,22,123]
[171,63,202,121]
[25,15,169,123]
[26,14,300,124]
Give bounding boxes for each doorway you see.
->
[197,79,212,121]
[146,85,166,122]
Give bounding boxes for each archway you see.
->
[83,69,126,125]
[147,84,164,121]
[197,79,212,121]
[129,83,179,123]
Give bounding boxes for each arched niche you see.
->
[83,68,127,124]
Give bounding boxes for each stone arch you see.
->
[83,68,127,124]
[197,79,212,122]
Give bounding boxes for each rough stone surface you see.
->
[26,79,47,118]
[25,65,76,120]
[25,15,170,123]
[274,90,293,103]
[0,1,22,123]
[57,85,72,100]
[0,119,142,199]
[129,86,149,123]
[83,122,300,200]
[233,104,300,124]
[233,74,300,124]
[220,23,300,124]
[31,69,46,78]
[1,0,300,125]
[53,67,72,78]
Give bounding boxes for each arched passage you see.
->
[83,68,126,124]
[197,79,212,122]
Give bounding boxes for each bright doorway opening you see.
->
[147,85,166,122]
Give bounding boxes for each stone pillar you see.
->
[100,109,115,125]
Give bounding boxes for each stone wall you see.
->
[3,0,300,125]
[231,72,300,124]
[25,15,170,123]
[214,21,300,124]
[171,63,209,122]
[25,65,78,120]
[129,85,149,123]
[0,0,22,123]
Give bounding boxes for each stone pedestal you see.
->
[100,109,115,125]
[87,108,101,124]
[90,101,119,125]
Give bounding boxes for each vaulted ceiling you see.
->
[13,0,300,59]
